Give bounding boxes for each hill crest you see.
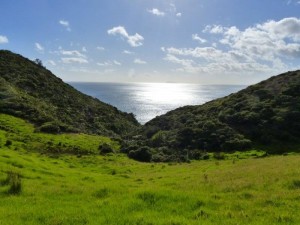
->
[0,50,139,136]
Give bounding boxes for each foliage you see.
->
[98,143,114,155]
[128,146,152,162]
[0,50,139,137]
[129,70,300,161]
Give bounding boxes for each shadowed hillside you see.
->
[0,50,139,137]
[124,70,300,162]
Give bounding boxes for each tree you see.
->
[34,58,43,67]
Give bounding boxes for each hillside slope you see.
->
[0,50,139,136]
[125,70,300,162]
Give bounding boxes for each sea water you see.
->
[69,82,245,124]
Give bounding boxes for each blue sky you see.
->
[1,0,300,84]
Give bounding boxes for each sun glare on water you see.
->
[137,83,195,104]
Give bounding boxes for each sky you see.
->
[0,0,300,84]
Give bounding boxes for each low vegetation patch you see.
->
[1,170,22,195]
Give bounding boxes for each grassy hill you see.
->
[0,50,139,137]
[124,70,300,162]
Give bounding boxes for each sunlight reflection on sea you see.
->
[69,82,245,124]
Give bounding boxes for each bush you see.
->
[98,143,114,155]
[151,131,167,147]
[5,140,12,147]
[38,122,60,133]
[151,153,168,162]
[128,146,152,162]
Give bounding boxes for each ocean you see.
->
[69,82,246,124]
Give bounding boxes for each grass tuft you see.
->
[2,171,22,195]
[290,179,300,189]
[93,188,110,199]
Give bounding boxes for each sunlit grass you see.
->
[0,113,119,155]
[0,113,299,224]
[0,148,299,225]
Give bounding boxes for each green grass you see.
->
[0,114,119,155]
[0,114,300,224]
[0,149,299,224]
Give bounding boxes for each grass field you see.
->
[0,114,300,224]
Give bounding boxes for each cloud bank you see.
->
[164,17,300,75]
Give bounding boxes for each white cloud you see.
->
[164,54,198,73]
[169,3,182,18]
[35,42,44,52]
[203,25,224,34]
[113,60,122,66]
[192,34,207,44]
[134,58,147,64]
[107,26,144,47]
[257,17,300,41]
[218,17,300,60]
[163,17,300,76]
[58,47,88,64]
[47,60,56,66]
[59,20,71,31]
[0,35,8,44]
[60,50,86,58]
[123,50,134,54]
[97,61,112,66]
[148,8,165,16]
[61,57,88,64]
[97,60,121,66]
[96,46,105,51]
[287,0,300,4]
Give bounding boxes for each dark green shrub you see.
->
[98,143,114,155]
[5,140,12,147]
[39,122,60,133]
[128,146,152,162]
[151,131,167,147]
[151,153,168,162]
[120,142,139,154]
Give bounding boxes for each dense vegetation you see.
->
[0,50,139,137]
[124,70,300,162]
